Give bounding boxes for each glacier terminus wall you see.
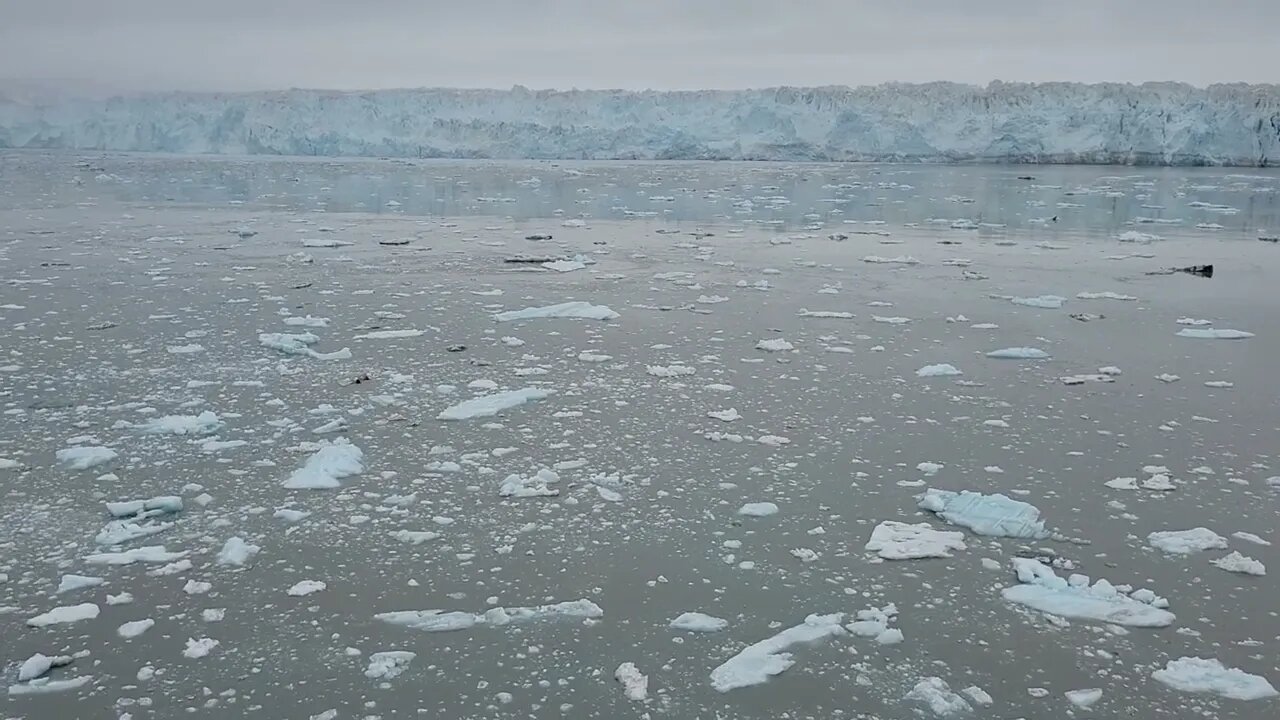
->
[1,82,1278,166]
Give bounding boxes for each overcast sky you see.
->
[2,0,1275,94]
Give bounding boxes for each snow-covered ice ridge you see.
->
[3,82,1279,165]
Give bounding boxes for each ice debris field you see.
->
[1,152,1279,718]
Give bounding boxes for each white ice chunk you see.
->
[86,546,187,566]
[903,677,972,716]
[258,332,352,360]
[375,599,602,632]
[985,347,1049,359]
[27,603,99,627]
[917,489,1049,539]
[755,338,795,352]
[182,637,219,659]
[215,537,261,566]
[916,364,962,377]
[287,580,327,597]
[1176,328,1254,340]
[365,651,416,680]
[709,613,845,692]
[1210,551,1265,576]
[1065,688,1103,709]
[1010,295,1067,309]
[1152,657,1277,701]
[1147,527,1228,555]
[615,662,648,701]
[865,521,967,560]
[55,446,117,470]
[494,302,618,322]
[437,388,552,420]
[282,440,364,489]
[117,618,155,639]
[56,574,103,594]
[135,411,224,436]
[669,612,729,632]
[8,676,92,695]
[738,502,779,517]
[18,653,72,682]
[498,468,560,498]
[1001,558,1174,627]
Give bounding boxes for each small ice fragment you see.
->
[1065,688,1103,709]
[986,347,1049,359]
[670,612,728,632]
[903,677,972,716]
[183,637,219,659]
[287,580,327,597]
[215,537,261,566]
[615,662,648,700]
[365,651,416,680]
[56,574,104,594]
[916,364,962,377]
[755,338,794,352]
[738,502,779,517]
[117,619,155,639]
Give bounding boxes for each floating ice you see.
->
[85,546,187,565]
[1065,688,1104,709]
[670,612,729,632]
[903,677,971,717]
[755,338,795,352]
[866,521,967,560]
[375,599,602,632]
[1147,527,1228,554]
[135,411,224,436]
[55,574,104,594]
[365,651,416,680]
[1010,295,1067,309]
[917,489,1050,539]
[916,364,962,377]
[615,663,648,701]
[118,618,155,639]
[18,653,72,682]
[1001,558,1174,627]
[8,676,92,696]
[27,603,100,627]
[56,446,117,470]
[287,580,327,596]
[738,502,779,517]
[283,315,330,328]
[798,309,854,319]
[1210,551,1265,576]
[709,613,845,692]
[1152,657,1277,701]
[216,537,261,566]
[437,388,552,420]
[498,468,560,498]
[282,440,364,490]
[183,637,219,658]
[1176,328,1254,339]
[106,495,183,518]
[258,332,352,360]
[986,347,1049,359]
[353,329,426,340]
[1077,291,1137,301]
[647,364,696,377]
[494,301,618,322]
[862,255,919,265]
[707,408,741,422]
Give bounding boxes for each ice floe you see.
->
[258,332,352,360]
[1147,528,1228,555]
[1152,657,1277,700]
[709,613,845,692]
[670,612,728,632]
[985,347,1049,359]
[1001,558,1174,627]
[865,521,967,560]
[1176,328,1254,340]
[917,489,1050,539]
[493,301,618,322]
[438,388,552,420]
[375,599,603,632]
[282,441,364,490]
[27,603,100,627]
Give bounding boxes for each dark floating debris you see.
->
[1260,235,1278,243]
[1147,265,1213,278]
[446,345,466,353]
[86,321,118,331]
[1069,313,1105,322]
[525,234,553,241]
[378,238,411,246]
[1017,175,1036,181]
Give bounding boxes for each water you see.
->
[2,151,1278,719]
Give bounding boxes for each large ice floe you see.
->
[1151,657,1278,701]
[709,613,845,692]
[281,440,365,489]
[437,388,553,420]
[1001,558,1175,627]
[493,302,618,322]
[375,599,603,633]
[917,489,1050,539]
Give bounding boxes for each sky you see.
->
[1,0,1275,94]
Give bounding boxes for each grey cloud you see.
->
[1,0,1274,93]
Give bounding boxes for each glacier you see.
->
[1,82,1278,165]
